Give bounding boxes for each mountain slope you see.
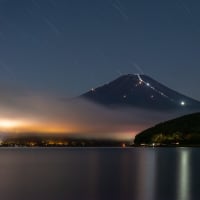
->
[134,112,200,145]
[81,74,200,111]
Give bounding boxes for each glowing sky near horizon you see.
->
[0,91,173,140]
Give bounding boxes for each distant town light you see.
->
[122,143,126,148]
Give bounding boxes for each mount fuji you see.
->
[81,74,200,112]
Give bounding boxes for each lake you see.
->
[0,147,199,200]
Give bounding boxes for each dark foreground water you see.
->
[0,147,199,200]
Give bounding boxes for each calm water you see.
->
[0,147,199,200]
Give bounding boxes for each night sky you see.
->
[0,0,200,100]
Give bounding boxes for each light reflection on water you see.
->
[177,149,190,200]
[136,149,155,200]
[0,147,199,200]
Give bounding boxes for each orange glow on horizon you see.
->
[0,118,74,134]
[0,119,23,129]
[0,117,144,141]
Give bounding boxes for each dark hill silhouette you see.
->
[134,112,200,145]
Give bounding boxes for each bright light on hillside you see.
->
[180,101,186,106]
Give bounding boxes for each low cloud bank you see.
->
[0,85,189,140]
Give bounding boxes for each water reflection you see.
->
[136,149,156,200]
[177,149,191,200]
[0,148,198,200]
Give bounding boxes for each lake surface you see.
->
[0,147,199,200]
